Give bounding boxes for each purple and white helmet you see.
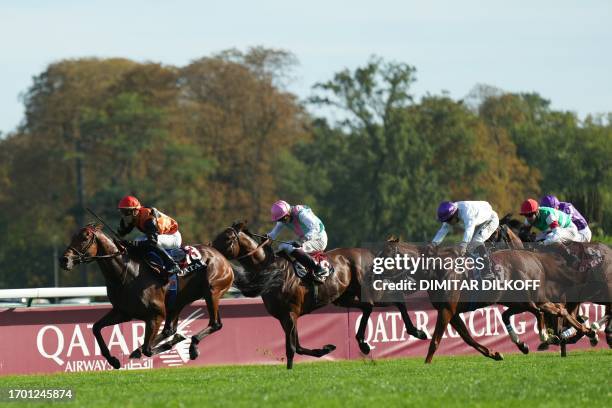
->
[539,195,560,209]
[437,201,458,222]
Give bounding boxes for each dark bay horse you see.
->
[378,240,598,363]
[60,224,234,368]
[212,221,427,368]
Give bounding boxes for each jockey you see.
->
[117,195,182,277]
[267,200,327,283]
[432,201,500,256]
[540,195,591,242]
[520,198,580,244]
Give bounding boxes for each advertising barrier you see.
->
[0,293,607,376]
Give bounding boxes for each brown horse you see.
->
[211,221,427,368]
[487,214,524,250]
[60,224,234,368]
[497,223,612,353]
[378,240,598,363]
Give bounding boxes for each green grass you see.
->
[1,350,610,407]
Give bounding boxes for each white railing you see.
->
[0,286,242,304]
[0,287,107,299]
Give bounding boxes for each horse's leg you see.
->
[92,308,131,369]
[395,302,427,340]
[425,308,452,364]
[189,289,223,361]
[537,308,558,351]
[450,314,503,361]
[279,312,297,370]
[141,315,164,357]
[501,306,529,354]
[542,302,595,340]
[355,304,373,354]
[559,314,568,357]
[605,304,612,348]
[293,311,336,357]
[149,311,187,355]
[129,308,177,359]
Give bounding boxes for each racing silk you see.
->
[558,202,588,231]
[119,207,179,237]
[527,206,572,232]
[268,205,325,240]
[432,201,495,245]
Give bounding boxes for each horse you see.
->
[377,239,598,363]
[59,224,234,368]
[211,221,426,369]
[497,221,612,353]
[487,213,524,250]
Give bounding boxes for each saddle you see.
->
[291,251,335,282]
[143,245,206,277]
[566,242,604,273]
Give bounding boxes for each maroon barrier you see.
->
[0,294,607,376]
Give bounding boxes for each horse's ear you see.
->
[387,235,399,243]
[231,220,249,231]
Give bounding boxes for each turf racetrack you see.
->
[1,350,610,407]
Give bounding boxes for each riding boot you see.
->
[145,241,182,277]
[292,249,325,284]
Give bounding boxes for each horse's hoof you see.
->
[493,352,504,361]
[549,335,561,345]
[162,328,176,338]
[589,335,599,347]
[322,344,336,353]
[358,340,371,355]
[415,330,428,340]
[537,342,549,351]
[518,342,529,355]
[142,348,153,358]
[189,344,199,360]
[108,356,121,369]
[129,349,142,359]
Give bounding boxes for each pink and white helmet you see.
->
[271,200,291,221]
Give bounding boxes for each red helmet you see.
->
[520,199,539,215]
[117,195,141,209]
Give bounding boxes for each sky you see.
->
[1,0,611,134]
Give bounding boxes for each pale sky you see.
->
[1,0,611,134]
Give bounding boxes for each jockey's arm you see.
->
[118,219,134,237]
[268,222,283,240]
[143,217,159,242]
[432,223,450,245]
[462,219,477,244]
[545,213,560,230]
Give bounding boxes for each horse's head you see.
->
[59,224,104,271]
[212,220,272,268]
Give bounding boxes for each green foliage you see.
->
[0,53,610,287]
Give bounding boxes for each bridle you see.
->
[66,226,124,265]
[227,227,271,261]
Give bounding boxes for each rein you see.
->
[228,227,271,260]
[68,227,125,264]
